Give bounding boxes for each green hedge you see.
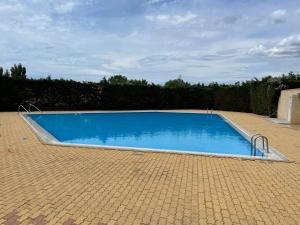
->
[0,77,102,111]
[1,72,300,116]
[100,85,215,110]
[214,86,251,112]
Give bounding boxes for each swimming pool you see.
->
[24,112,271,158]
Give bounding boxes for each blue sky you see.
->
[0,0,300,83]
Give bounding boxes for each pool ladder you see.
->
[18,105,29,113]
[29,104,41,112]
[251,134,269,156]
[206,108,213,114]
[18,104,42,113]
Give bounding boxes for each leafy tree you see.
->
[10,63,26,79]
[4,69,10,77]
[129,79,148,86]
[105,76,148,86]
[0,67,3,77]
[107,75,128,85]
[22,66,26,77]
[208,82,220,88]
[164,78,191,88]
[99,77,108,86]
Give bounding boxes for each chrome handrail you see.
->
[29,104,41,112]
[251,133,262,154]
[251,134,269,156]
[18,105,29,113]
[206,109,213,114]
[254,136,269,155]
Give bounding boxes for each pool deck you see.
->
[1,110,300,225]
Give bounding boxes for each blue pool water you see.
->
[29,112,264,157]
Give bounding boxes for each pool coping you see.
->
[20,111,288,162]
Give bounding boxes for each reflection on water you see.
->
[30,112,264,156]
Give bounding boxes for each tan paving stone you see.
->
[1,111,300,224]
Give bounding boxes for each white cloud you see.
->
[27,15,53,30]
[148,0,164,4]
[1,1,300,82]
[103,58,141,71]
[296,8,300,14]
[223,15,240,24]
[188,30,221,39]
[0,2,24,12]
[269,35,300,57]
[248,44,267,56]
[147,0,176,6]
[54,1,77,14]
[249,35,300,57]
[270,9,287,23]
[146,12,198,25]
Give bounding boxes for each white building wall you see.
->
[277,89,300,124]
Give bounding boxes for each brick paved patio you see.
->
[1,111,300,225]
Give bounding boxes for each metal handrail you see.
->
[206,109,213,114]
[29,104,41,112]
[257,136,269,152]
[251,133,262,154]
[251,134,269,156]
[18,105,29,113]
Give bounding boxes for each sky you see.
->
[0,0,300,83]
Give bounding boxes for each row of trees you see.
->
[102,74,191,88]
[1,64,300,116]
[99,74,300,117]
[0,63,27,79]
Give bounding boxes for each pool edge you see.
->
[20,111,289,162]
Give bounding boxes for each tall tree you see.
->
[10,64,17,78]
[107,75,128,85]
[22,67,26,77]
[10,63,26,79]
[0,67,3,77]
[164,78,191,88]
[4,69,10,77]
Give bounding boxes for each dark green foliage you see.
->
[0,67,3,77]
[106,75,149,86]
[4,70,10,77]
[1,64,300,116]
[214,85,251,112]
[99,84,214,110]
[128,79,149,86]
[164,78,191,88]
[0,76,102,111]
[10,63,26,79]
[107,75,128,85]
[249,73,300,117]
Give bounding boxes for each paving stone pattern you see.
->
[1,111,300,225]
